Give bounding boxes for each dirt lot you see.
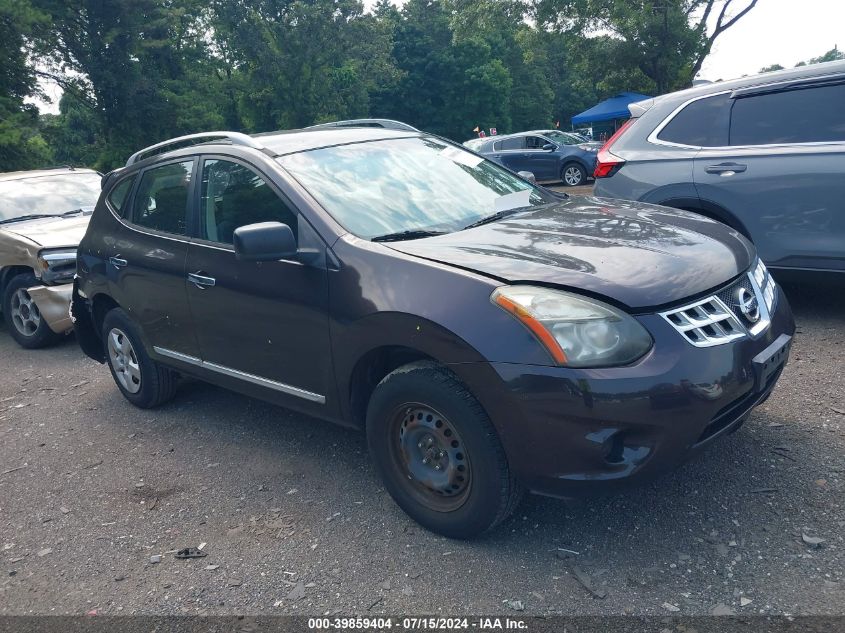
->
[0,280,843,617]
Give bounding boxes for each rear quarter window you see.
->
[730,83,845,145]
[106,176,135,217]
[656,93,730,147]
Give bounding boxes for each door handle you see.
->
[706,163,747,176]
[188,272,216,289]
[109,256,127,269]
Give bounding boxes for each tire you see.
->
[101,307,177,408]
[2,273,64,349]
[366,361,523,538]
[561,162,587,187]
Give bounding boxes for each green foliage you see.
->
[761,47,844,73]
[0,0,53,170]
[0,0,762,168]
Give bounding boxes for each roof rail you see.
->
[125,132,266,166]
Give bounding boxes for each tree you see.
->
[796,46,844,67]
[533,0,759,94]
[212,0,397,131]
[32,0,229,168]
[0,0,52,171]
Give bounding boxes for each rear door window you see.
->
[524,136,548,149]
[730,83,845,145]
[132,160,193,236]
[495,137,524,151]
[656,93,730,147]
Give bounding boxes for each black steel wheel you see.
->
[390,403,472,512]
[367,361,523,538]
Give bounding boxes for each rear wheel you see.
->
[102,308,177,408]
[562,163,587,187]
[2,273,63,349]
[366,361,523,538]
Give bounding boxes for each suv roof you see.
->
[638,59,845,113]
[0,166,98,182]
[123,127,422,168]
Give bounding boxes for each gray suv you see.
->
[593,60,845,275]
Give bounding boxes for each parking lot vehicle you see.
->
[73,128,794,538]
[593,60,845,275]
[533,129,603,151]
[0,167,101,348]
[468,131,597,186]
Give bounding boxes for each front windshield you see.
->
[0,172,101,222]
[278,137,554,239]
[543,131,581,145]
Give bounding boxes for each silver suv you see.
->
[593,60,845,276]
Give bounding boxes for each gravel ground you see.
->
[0,280,842,617]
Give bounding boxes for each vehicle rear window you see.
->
[656,94,730,146]
[132,161,193,236]
[107,176,135,216]
[730,83,845,145]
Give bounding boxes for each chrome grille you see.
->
[661,260,777,347]
[661,296,745,347]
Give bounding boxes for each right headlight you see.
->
[491,285,653,368]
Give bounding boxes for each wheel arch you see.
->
[654,196,752,240]
[0,265,35,301]
[333,312,492,429]
[348,345,438,429]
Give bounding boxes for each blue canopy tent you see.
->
[571,92,651,140]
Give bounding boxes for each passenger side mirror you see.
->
[517,171,537,184]
[542,143,556,151]
[233,221,297,262]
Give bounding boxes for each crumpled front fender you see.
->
[26,285,73,334]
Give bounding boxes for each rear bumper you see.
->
[457,290,796,498]
[70,278,106,363]
[27,284,73,334]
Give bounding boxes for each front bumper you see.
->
[26,284,74,334]
[458,289,796,498]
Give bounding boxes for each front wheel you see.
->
[2,273,63,349]
[561,163,587,187]
[366,361,523,538]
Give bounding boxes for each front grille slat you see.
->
[660,260,777,348]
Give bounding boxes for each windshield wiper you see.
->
[462,206,533,230]
[0,214,55,225]
[463,200,561,231]
[60,208,91,217]
[371,229,447,243]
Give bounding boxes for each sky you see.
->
[31,0,844,113]
[698,0,844,80]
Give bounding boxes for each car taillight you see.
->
[594,119,634,178]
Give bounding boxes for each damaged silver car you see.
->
[0,167,101,348]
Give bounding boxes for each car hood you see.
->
[385,196,755,310]
[1,214,91,249]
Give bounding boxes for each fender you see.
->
[651,195,752,239]
[331,311,492,425]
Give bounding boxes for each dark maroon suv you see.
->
[72,128,795,538]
